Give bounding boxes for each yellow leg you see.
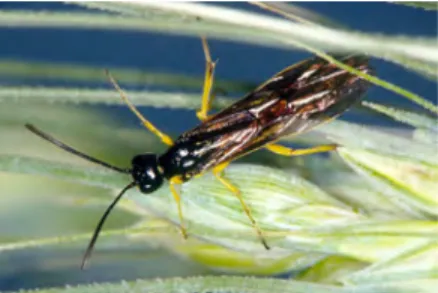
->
[213,162,270,250]
[169,177,188,239]
[105,69,174,146]
[196,37,217,121]
[265,143,337,157]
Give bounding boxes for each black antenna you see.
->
[81,181,136,269]
[25,124,130,174]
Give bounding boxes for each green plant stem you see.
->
[0,227,168,252]
[9,275,438,293]
[0,86,232,109]
[0,59,254,93]
[74,2,438,113]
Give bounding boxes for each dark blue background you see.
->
[0,2,436,135]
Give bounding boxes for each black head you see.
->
[25,124,155,269]
[131,153,164,193]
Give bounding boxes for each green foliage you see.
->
[393,2,438,11]
[0,59,254,93]
[0,2,437,293]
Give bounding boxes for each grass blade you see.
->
[74,2,438,113]
[0,86,232,109]
[0,59,253,93]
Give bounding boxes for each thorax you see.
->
[158,139,207,182]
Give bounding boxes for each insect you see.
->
[26,38,373,269]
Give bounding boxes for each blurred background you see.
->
[0,2,436,292]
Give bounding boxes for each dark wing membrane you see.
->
[174,54,373,174]
[173,98,265,176]
[230,53,373,138]
[268,54,374,137]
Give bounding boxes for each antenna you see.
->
[81,181,136,269]
[25,124,130,174]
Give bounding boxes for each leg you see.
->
[169,177,188,239]
[213,162,270,250]
[196,37,217,121]
[265,143,337,156]
[105,69,174,146]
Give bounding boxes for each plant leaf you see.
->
[251,2,438,82]
[0,86,232,109]
[1,155,437,264]
[1,5,437,112]
[0,226,168,253]
[169,240,326,275]
[361,101,438,131]
[316,120,438,165]
[413,128,438,144]
[8,275,438,293]
[342,239,438,284]
[73,2,438,63]
[2,5,437,80]
[0,59,254,93]
[73,2,438,113]
[392,2,438,11]
[249,2,346,29]
[0,276,348,293]
[338,147,438,218]
[297,255,367,284]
